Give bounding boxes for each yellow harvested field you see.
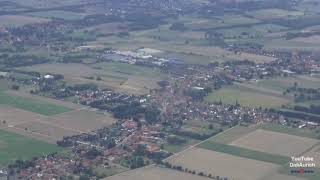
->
[104,166,209,180]
[49,109,115,132]
[167,148,281,180]
[230,129,319,156]
[15,121,79,140]
[0,105,45,126]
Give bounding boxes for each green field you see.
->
[198,141,290,165]
[218,24,288,39]
[181,15,260,30]
[246,8,304,20]
[26,10,85,20]
[0,129,62,165]
[209,125,257,144]
[163,137,200,153]
[0,91,72,116]
[205,84,290,108]
[255,76,320,91]
[206,75,320,108]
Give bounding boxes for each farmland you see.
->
[25,10,85,20]
[230,129,319,156]
[205,83,290,108]
[0,91,72,116]
[0,84,116,143]
[206,75,320,108]
[198,141,290,164]
[0,15,49,27]
[165,123,319,180]
[167,147,284,180]
[246,9,304,20]
[104,166,209,180]
[21,62,166,94]
[0,104,116,143]
[0,129,62,166]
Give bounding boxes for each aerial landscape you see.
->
[1,0,320,179]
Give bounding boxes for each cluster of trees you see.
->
[204,31,226,47]
[112,101,145,119]
[277,109,320,123]
[127,156,145,169]
[293,105,320,116]
[284,84,320,102]
[85,148,102,160]
[161,161,229,180]
[167,135,187,145]
[90,99,161,125]
[169,22,187,31]
[1,55,50,67]
[125,13,166,31]
[69,83,98,91]
[185,87,212,100]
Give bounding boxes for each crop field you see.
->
[165,123,319,180]
[162,137,200,153]
[6,90,82,109]
[0,106,116,142]
[181,15,260,30]
[21,62,165,94]
[0,129,62,166]
[0,91,72,116]
[218,24,288,39]
[85,22,129,35]
[0,89,115,142]
[48,109,115,132]
[230,129,319,156]
[14,121,79,141]
[290,35,320,44]
[199,141,290,165]
[26,10,85,20]
[255,75,320,92]
[167,147,282,180]
[205,83,290,108]
[246,9,305,20]
[0,15,49,27]
[104,166,209,180]
[0,105,45,126]
[206,75,320,108]
[209,125,258,144]
[147,44,276,63]
[259,123,320,139]
[264,38,320,51]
